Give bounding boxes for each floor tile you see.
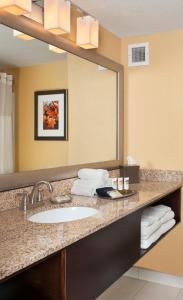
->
[134,281,180,300]
[175,291,183,300]
[97,276,146,300]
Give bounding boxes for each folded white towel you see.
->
[71,185,95,197]
[73,179,108,189]
[141,215,156,227]
[141,219,176,249]
[141,205,172,227]
[71,178,108,197]
[160,218,176,235]
[160,210,175,224]
[78,168,109,181]
[141,220,161,240]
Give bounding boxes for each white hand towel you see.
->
[160,210,175,224]
[141,221,161,240]
[141,219,176,249]
[78,168,109,181]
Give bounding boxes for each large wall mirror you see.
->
[0,24,118,174]
[0,11,123,191]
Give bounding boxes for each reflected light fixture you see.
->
[49,45,66,54]
[77,16,99,49]
[44,0,71,35]
[0,0,32,15]
[13,4,43,40]
[13,30,33,40]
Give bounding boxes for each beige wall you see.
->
[67,54,116,165]
[16,54,117,171]
[16,60,69,171]
[121,29,183,171]
[121,29,183,275]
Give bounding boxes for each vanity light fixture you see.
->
[49,45,66,54]
[13,3,43,41]
[44,0,71,35]
[0,0,32,15]
[76,16,99,49]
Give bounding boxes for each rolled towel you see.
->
[160,210,175,224]
[141,219,176,249]
[141,220,161,240]
[78,168,109,181]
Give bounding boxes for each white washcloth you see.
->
[141,219,176,249]
[78,168,109,181]
[141,221,161,240]
[141,205,171,227]
[160,210,175,224]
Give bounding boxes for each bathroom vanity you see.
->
[0,180,181,300]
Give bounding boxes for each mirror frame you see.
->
[0,10,124,191]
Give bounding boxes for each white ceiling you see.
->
[0,25,66,68]
[72,0,183,37]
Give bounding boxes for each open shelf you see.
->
[139,188,181,257]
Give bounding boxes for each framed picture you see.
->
[34,89,68,140]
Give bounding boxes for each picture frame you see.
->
[34,89,68,141]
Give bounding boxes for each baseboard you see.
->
[124,267,183,289]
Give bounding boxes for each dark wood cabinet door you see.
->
[66,210,141,300]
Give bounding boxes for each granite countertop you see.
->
[0,180,182,282]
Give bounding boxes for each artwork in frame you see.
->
[34,89,68,140]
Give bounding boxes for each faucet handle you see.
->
[17,191,30,212]
[37,189,44,202]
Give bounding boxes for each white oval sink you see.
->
[28,207,98,224]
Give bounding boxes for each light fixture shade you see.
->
[49,45,66,54]
[13,30,33,40]
[0,0,31,15]
[25,3,43,24]
[77,16,99,49]
[13,4,43,41]
[44,0,71,35]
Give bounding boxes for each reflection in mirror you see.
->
[0,24,118,174]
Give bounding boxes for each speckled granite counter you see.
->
[0,180,182,282]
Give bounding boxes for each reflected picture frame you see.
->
[34,89,68,140]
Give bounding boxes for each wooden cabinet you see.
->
[65,210,141,300]
[0,188,181,300]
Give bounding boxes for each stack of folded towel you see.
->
[141,205,176,249]
[71,168,110,197]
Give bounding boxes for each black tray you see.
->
[118,189,137,198]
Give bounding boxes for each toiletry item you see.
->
[111,178,117,189]
[118,177,123,190]
[107,190,123,199]
[51,195,72,204]
[96,187,114,197]
[124,177,129,190]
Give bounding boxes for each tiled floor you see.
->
[97,276,183,300]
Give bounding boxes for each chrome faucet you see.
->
[17,181,53,212]
[30,181,53,205]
